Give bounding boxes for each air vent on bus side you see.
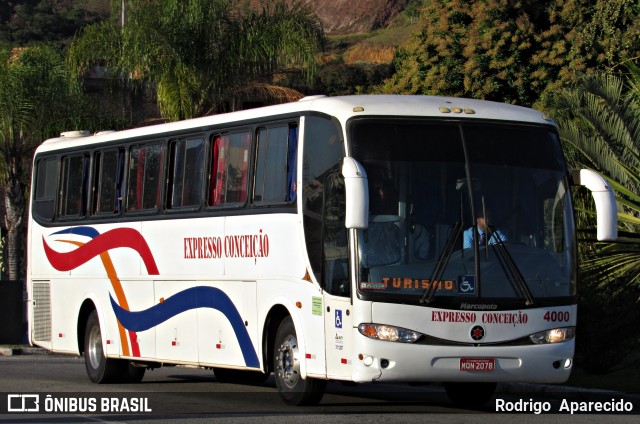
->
[32,281,52,342]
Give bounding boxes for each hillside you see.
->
[66,0,411,34]
[291,0,409,34]
[1,1,414,54]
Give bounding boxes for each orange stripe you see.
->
[99,251,131,357]
[58,240,131,356]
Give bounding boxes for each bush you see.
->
[574,279,640,374]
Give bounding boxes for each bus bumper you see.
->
[351,338,574,384]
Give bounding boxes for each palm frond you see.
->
[69,0,323,120]
[156,62,202,121]
[551,71,640,295]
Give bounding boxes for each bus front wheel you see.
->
[273,316,326,405]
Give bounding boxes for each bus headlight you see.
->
[358,323,422,343]
[529,327,575,344]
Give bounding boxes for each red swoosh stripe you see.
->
[43,228,159,275]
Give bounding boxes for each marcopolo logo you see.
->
[460,302,498,310]
[470,325,486,341]
[7,394,40,412]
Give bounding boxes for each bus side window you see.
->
[59,153,89,218]
[302,115,345,289]
[128,146,144,211]
[168,137,204,209]
[208,135,223,206]
[208,131,250,207]
[127,143,164,212]
[93,149,121,215]
[33,156,59,222]
[286,126,298,202]
[115,149,124,213]
[253,125,293,205]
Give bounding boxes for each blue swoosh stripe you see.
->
[52,226,99,238]
[110,286,259,368]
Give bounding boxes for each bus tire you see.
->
[273,316,326,406]
[443,382,496,409]
[213,367,269,384]
[121,363,146,383]
[84,310,125,383]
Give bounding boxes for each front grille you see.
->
[416,333,532,347]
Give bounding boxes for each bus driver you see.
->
[463,209,507,249]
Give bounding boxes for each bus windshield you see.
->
[349,118,576,308]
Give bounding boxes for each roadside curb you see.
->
[0,346,49,356]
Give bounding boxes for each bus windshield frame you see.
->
[348,117,577,310]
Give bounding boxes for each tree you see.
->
[548,69,640,372]
[378,0,640,108]
[0,0,105,46]
[0,43,90,280]
[551,71,640,295]
[67,0,325,121]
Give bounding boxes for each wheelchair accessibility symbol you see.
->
[458,275,476,295]
[335,309,342,328]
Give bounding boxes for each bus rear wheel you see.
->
[121,362,146,383]
[84,310,145,383]
[85,310,122,383]
[273,317,326,405]
[444,382,496,409]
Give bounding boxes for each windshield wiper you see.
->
[421,221,463,305]
[487,225,535,306]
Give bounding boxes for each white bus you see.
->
[27,95,617,406]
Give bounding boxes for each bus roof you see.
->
[36,95,554,153]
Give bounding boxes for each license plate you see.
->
[459,358,495,371]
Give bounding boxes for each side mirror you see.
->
[572,169,618,241]
[342,157,369,229]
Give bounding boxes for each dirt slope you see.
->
[250,0,409,34]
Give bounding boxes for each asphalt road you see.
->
[0,353,637,423]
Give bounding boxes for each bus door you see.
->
[323,292,353,379]
[322,173,354,379]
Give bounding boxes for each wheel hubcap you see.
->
[87,325,102,370]
[276,334,300,389]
